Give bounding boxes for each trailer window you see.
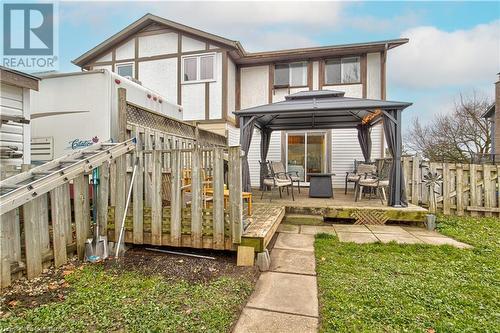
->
[116,63,133,78]
[182,53,216,83]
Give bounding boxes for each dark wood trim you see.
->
[137,53,177,63]
[177,33,182,105]
[381,50,387,100]
[323,82,362,87]
[222,51,228,120]
[0,69,39,91]
[268,64,274,103]
[205,82,210,120]
[235,66,241,128]
[111,50,116,72]
[361,54,367,98]
[134,37,139,78]
[307,61,313,91]
[92,48,223,67]
[182,48,223,56]
[318,60,325,89]
[235,66,241,111]
[190,119,229,124]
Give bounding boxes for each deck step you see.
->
[284,214,327,226]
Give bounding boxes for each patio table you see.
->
[205,188,253,215]
[309,173,336,198]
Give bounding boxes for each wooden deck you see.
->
[241,187,428,252]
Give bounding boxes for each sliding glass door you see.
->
[286,132,327,184]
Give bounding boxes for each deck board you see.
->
[241,188,428,252]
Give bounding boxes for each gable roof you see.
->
[73,13,409,67]
[73,14,243,67]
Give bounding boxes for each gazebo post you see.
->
[393,109,403,207]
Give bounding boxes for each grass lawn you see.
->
[0,249,256,332]
[315,216,500,333]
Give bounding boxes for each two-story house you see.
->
[73,14,408,188]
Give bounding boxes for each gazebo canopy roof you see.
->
[233,90,412,131]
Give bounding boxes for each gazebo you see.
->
[233,90,412,207]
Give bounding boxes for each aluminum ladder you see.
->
[0,138,136,214]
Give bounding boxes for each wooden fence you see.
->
[102,88,244,250]
[401,156,500,216]
[103,124,243,250]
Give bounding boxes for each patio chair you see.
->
[269,160,301,193]
[345,162,377,194]
[355,160,391,204]
[260,161,295,201]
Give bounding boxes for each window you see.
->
[274,62,307,87]
[325,57,360,84]
[116,63,133,78]
[182,53,216,83]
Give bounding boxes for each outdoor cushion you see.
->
[347,175,360,182]
[263,178,292,186]
[359,178,389,187]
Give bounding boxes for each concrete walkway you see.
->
[233,224,471,332]
[233,231,319,333]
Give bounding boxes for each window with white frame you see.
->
[182,53,216,83]
[116,63,134,78]
[324,57,360,84]
[274,62,307,88]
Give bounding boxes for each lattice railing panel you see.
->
[351,210,389,225]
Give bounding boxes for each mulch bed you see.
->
[1,246,258,318]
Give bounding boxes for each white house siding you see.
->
[138,58,178,105]
[181,35,205,52]
[209,52,223,119]
[0,83,29,167]
[227,58,236,121]
[138,33,177,57]
[115,39,135,60]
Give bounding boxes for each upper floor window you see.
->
[325,57,360,85]
[182,53,215,83]
[116,63,134,78]
[274,62,307,88]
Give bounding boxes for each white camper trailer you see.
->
[30,69,182,161]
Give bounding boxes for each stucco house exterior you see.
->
[73,13,408,188]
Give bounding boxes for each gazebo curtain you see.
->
[357,124,372,162]
[383,110,407,207]
[260,128,272,190]
[239,116,256,192]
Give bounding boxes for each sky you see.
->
[41,1,500,128]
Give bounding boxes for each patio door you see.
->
[286,131,327,184]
